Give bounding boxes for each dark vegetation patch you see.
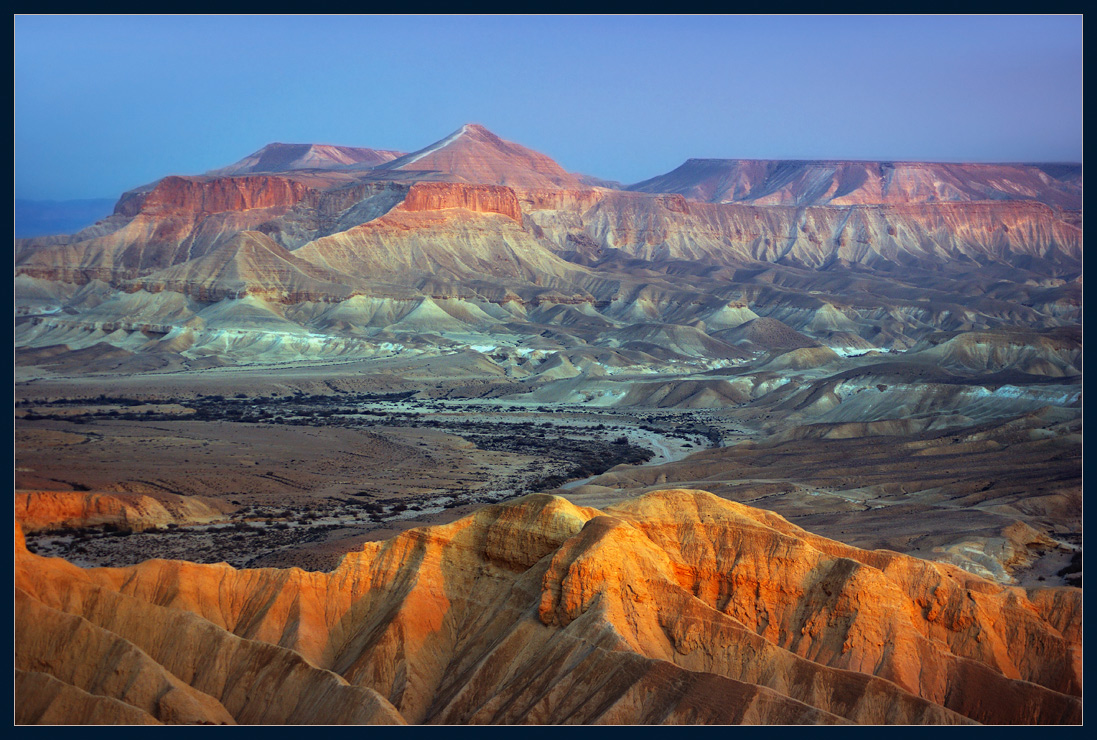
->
[18,395,730,571]
[1057,551,1082,586]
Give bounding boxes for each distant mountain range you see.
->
[15,126,1081,238]
[629,158,1082,209]
[14,123,1082,370]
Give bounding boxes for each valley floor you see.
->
[14,354,1081,589]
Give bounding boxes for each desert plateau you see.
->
[13,14,1083,725]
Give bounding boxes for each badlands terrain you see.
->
[14,124,1082,724]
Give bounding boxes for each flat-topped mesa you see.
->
[573,191,1082,269]
[630,159,1084,209]
[115,175,316,217]
[400,182,523,222]
[208,142,404,176]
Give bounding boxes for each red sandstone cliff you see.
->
[400,182,523,222]
[117,175,315,217]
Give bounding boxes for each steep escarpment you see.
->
[15,176,321,284]
[117,175,316,217]
[629,159,1083,209]
[15,490,233,533]
[14,491,1082,725]
[14,178,413,286]
[14,127,1081,297]
[558,192,1081,271]
[401,181,523,222]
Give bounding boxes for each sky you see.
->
[14,15,1084,201]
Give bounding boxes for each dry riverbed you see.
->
[18,396,736,570]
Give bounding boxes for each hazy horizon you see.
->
[15,14,1083,201]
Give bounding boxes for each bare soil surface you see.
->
[15,358,1079,586]
[17,393,725,571]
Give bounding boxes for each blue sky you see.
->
[14,15,1083,200]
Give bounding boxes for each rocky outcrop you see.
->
[14,490,233,533]
[116,175,316,217]
[15,176,318,285]
[14,522,406,725]
[560,192,1081,271]
[16,670,163,725]
[15,180,410,286]
[401,182,523,222]
[629,159,1083,210]
[14,491,1082,725]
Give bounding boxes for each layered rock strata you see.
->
[14,490,1082,725]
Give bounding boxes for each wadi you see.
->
[14,123,1081,724]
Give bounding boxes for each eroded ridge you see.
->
[14,489,1081,725]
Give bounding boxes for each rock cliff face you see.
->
[629,159,1084,209]
[14,490,1082,725]
[14,127,1081,294]
[131,230,363,303]
[15,180,408,285]
[118,175,316,217]
[15,176,322,284]
[401,182,523,222]
[532,190,1082,271]
[15,490,232,533]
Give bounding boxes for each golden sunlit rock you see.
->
[15,490,1081,725]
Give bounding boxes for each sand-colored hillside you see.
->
[15,490,1081,725]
